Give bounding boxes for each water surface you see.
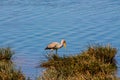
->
[0,0,120,79]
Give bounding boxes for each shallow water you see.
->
[0,0,120,79]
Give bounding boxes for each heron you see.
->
[45,39,66,54]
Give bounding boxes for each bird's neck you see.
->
[60,41,64,47]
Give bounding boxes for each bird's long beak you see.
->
[63,42,66,48]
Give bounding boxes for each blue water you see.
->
[0,0,120,79]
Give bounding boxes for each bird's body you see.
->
[45,39,66,54]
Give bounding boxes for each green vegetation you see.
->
[0,47,25,80]
[0,45,119,80]
[40,44,118,80]
[0,47,14,61]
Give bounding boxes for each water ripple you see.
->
[0,0,120,79]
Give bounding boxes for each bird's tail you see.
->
[45,47,49,50]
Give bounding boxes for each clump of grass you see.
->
[0,61,25,80]
[0,47,25,80]
[39,44,118,80]
[0,47,14,60]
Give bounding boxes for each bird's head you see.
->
[62,39,66,48]
[63,42,66,48]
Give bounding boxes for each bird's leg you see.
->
[56,49,58,54]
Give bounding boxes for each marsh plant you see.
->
[0,47,14,60]
[0,47,25,80]
[40,44,118,80]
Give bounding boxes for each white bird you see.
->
[45,39,66,54]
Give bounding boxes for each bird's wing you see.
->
[46,42,58,49]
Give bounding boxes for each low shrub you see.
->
[0,47,14,60]
[40,44,118,80]
[0,47,25,80]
